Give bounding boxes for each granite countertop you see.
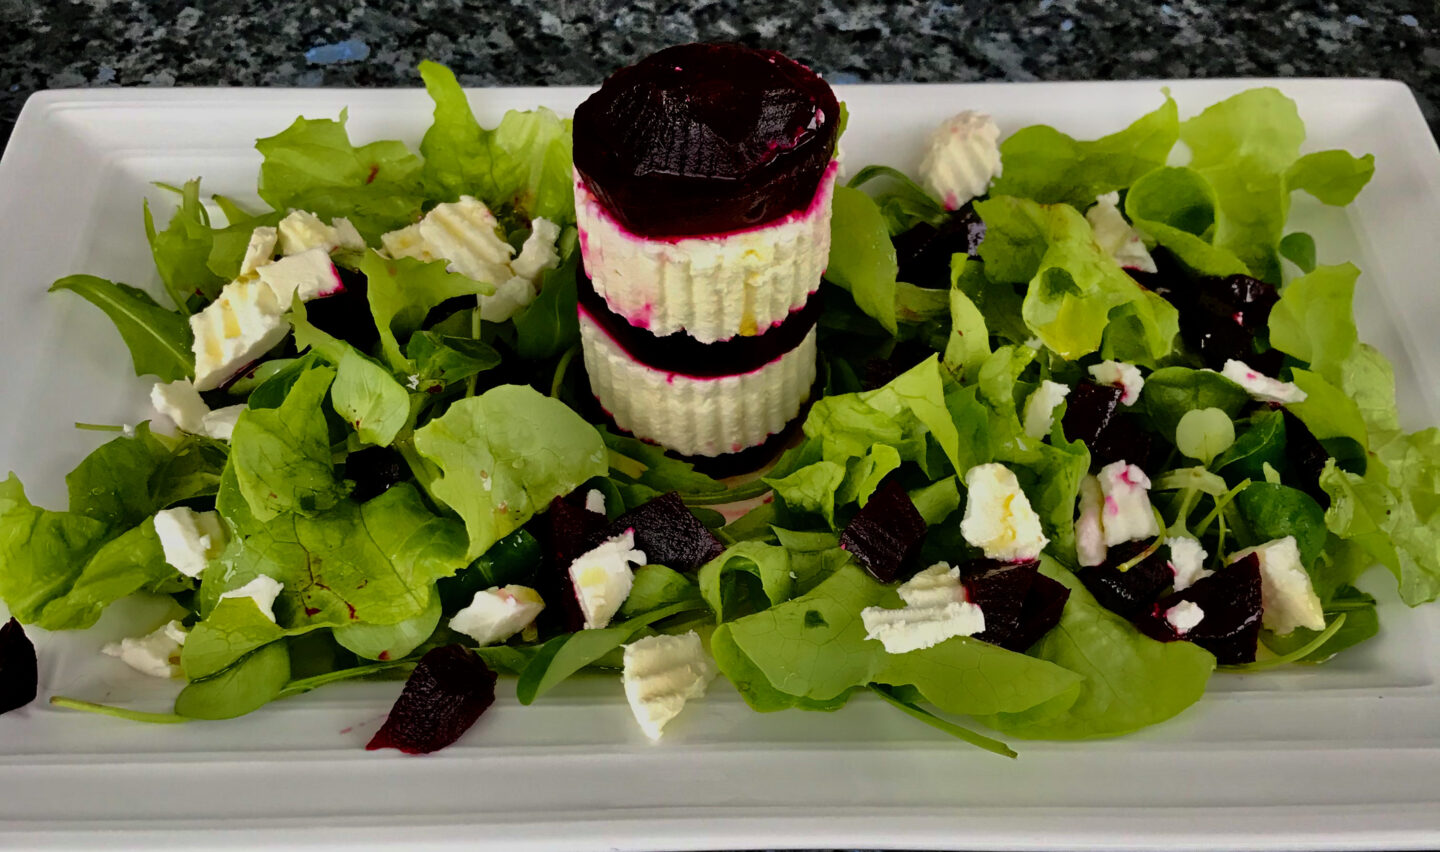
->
[2,0,1435,151]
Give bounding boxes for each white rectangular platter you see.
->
[1,78,1438,851]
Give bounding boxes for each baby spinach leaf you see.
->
[414,384,607,560]
[174,640,291,721]
[1140,367,1249,443]
[231,364,350,521]
[826,185,899,334]
[64,423,176,530]
[1261,585,1378,662]
[1215,409,1287,482]
[183,597,323,680]
[0,475,110,624]
[331,348,409,447]
[872,635,1082,717]
[35,520,178,631]
[1235,482,1327,568]
[600,429,725,498]
[847,164,948,234]
[50,276,195,381]
[333,590,443,661]
[618,564,700,619]
[697,542,795,622]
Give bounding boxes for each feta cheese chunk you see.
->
[331,217,366,251]
[896,563,967,608]
[584,488,606,516]
[1229,536,1325,635]
[190,279,290,391]
[238,226,278,279]
[1096,461,1160,547]
[1087,360,1145,406]
[1086,191,1157,274]
[1221,359,1308,405]
[219,575,284,623]
[449,585,545,646]
[1075,474,1107,567]
[509,217,562,282]
[861,600,986,654]
[1166,536,1212,591]
[960,463,1049,561]
[153,507,229,578]
[918,111,1002,210]
[201,405,245,441]
[275,209,352,256]
[256,247,344,310]
[381,223,432,261]
[1164,600,1205,636]
[150,379,210,434]
[103,620,187,678]
[570,530,646,630]
[621,631,716,741]
[1022,380,1071,439]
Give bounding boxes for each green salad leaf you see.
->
[1123,167,1250,277]
[1267,263,1360,384]
[50,276,195,382]
[826,185,900,334]
[174,640,291,721]
[1286,150,1376,206]
[143,178,227,309]
[332,590,442,661]
[230,364,350,521]
[697,542,795,622]
[1140,367,1250,444]
[0,474,111,624]
[34,520,179,631]
[331,348,410,447]
[360,251,496,371]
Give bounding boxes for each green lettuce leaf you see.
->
[174,640,290,720]
[618,564,701,619]
[143,178,227,309]
[331,348,409,447]
[65,423,181,530]
[826,184,899,334]
[413,384,607,560]
[183,597,324,680]
[1286,150,1376,205]
[34,520,182,631]
[333,590,442,661]
[50,276,195,382]
[697,542,795,622]
[511,230,581,359]
[361,250,495,371]
[1267,263,1360,384]
[230,364,350,521]
[943,280,991,379]
[763,460,846,528]
[1123,166,1250,277]
[0,475,111,624]
[406,331,501,389]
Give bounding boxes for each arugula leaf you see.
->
[414,384,607,560]
[361,251,495,371]
[0,474,110,624]
[980,559,1214,739]
[331,348,409,447]
[231,364,350,521]
[599,429,724,498]
[65,423,177,529]
[1140,366,1250,444]
[1285,150,1376,206]
[826,185,899,334]
[174,640,291,720]
[697,542,795,622]
[50,276,195,381]
[991,93,1178,207]
[143,178,227,309]
[1267,263,1360,383]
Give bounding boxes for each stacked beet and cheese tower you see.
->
[572,43,840,463]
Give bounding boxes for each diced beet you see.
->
[0,618,37,715]
[960,558,1038,649]
[1135,554,1263,664]
[540,494,608,633]
[305,267,381,355]
[367,645,496,754]
[839,479,928,583]
[1077,540,1172,619]
[1178,273,1281,370]
[605,492,725,573]
[1281,410,1332,502]
[893,202,987,288]
[345,446,410,503]
[1007,572,1071,652]
[1060,382,1155,471]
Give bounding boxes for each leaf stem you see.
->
[681,478,773,506]
[868,685,1017,759]
[277,659,416,699]
[49,696,190,724]
[1220,614,1348,671]
[550,344,579,399]
[73,422,127,432]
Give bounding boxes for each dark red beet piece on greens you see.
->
[345,446,411,503]
[960,559,1071,652]
[1060,382,1154,470]
[306,266,381,355]
[1135,554,1264,664]
[573,42,840,237]
[1007,572,1072,652]
[366,645,497,754]
[0,618,37,715]
[839,479,928,583]
[1077,540,1172,619]
[605,492,725,573]
[1179,273,1283,371]
[892,202,987,288]
[540,494,608,633]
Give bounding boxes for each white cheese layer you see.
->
[102,620,187,678]
[570,530,646,630]
[150,379,211,434]
[1230,536,1325,635]
[218,575,284,623]
[917,111,1003,210]
[449,585,545,646]
[959,463,1049,562]
[575,162,836,343]
[1087,191,1158,273]
[1096,460,1160,547]
[1087,360,1145,406]
[579,313,817,457]
[190,279,290,391]
[1022,379,1071,439]
[621,631,717,741]
[153,507,229,578]
[1221,359,1308,404]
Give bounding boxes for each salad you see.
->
[1,59,1436,758]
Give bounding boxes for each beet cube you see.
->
[540,494,608,633]
[893,202,987,288]
[839,479,928,583]
[605,492,724,573]
[960,558,1039,648]
[1077,540,1172,619]
[1007,572,1071,652]
[1178,273,1281,370]
[307,266,380,354]
[1135,554,1264,664]
[366,645,497,754]
[1060,382,1153,470]
[0,618,37,715]
[345,446,410,503]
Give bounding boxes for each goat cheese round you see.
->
[918,111,1003,211]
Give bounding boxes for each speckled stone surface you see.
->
[1,0,1436,152]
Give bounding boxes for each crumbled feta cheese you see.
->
[570,529,646,629]
[1022,380,1071,439]
[153,507,229,578]
[102,620,187,678]
[150,379,210,434]
[1165,600,1205,635]
[917,111,1002,210]
[449,585,546,646]
[1075,474,1107,567]
[1086,191,1158,274]
[201,405,245,442]
[1230,536,1325,635]
[959,463,1049,561]
[277,209,338,256]
[1096,460,1160,547]
[218,575,284,622]
[330,217,366,251]
[477,276,544,322]
[1166,536,1211,591]
[861,600,986,654]
[381,223,433,261]
[1221,359,1308,405]
[896,563,967,608]
[238,226,278,279]
[1087,360,1145,406]
[621,631,716,741]
[584,488,606,516]
[190,279,290,391]
[256,247,344,310]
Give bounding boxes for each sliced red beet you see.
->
[960,558,1038,648]
[1060,382,1154,471]
[839,479,928,583]
[573,42,840,237]
[306,266,380,355]
[1077,540,1172,619]
[0,618,37,715]
[1177,273,1283,371]
[892,202,987,288]
[1135,554,1264,664]
[540,494,608,633]
[605,492,725,573]
[1007,572,1071,652]
[366,645,497,754]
